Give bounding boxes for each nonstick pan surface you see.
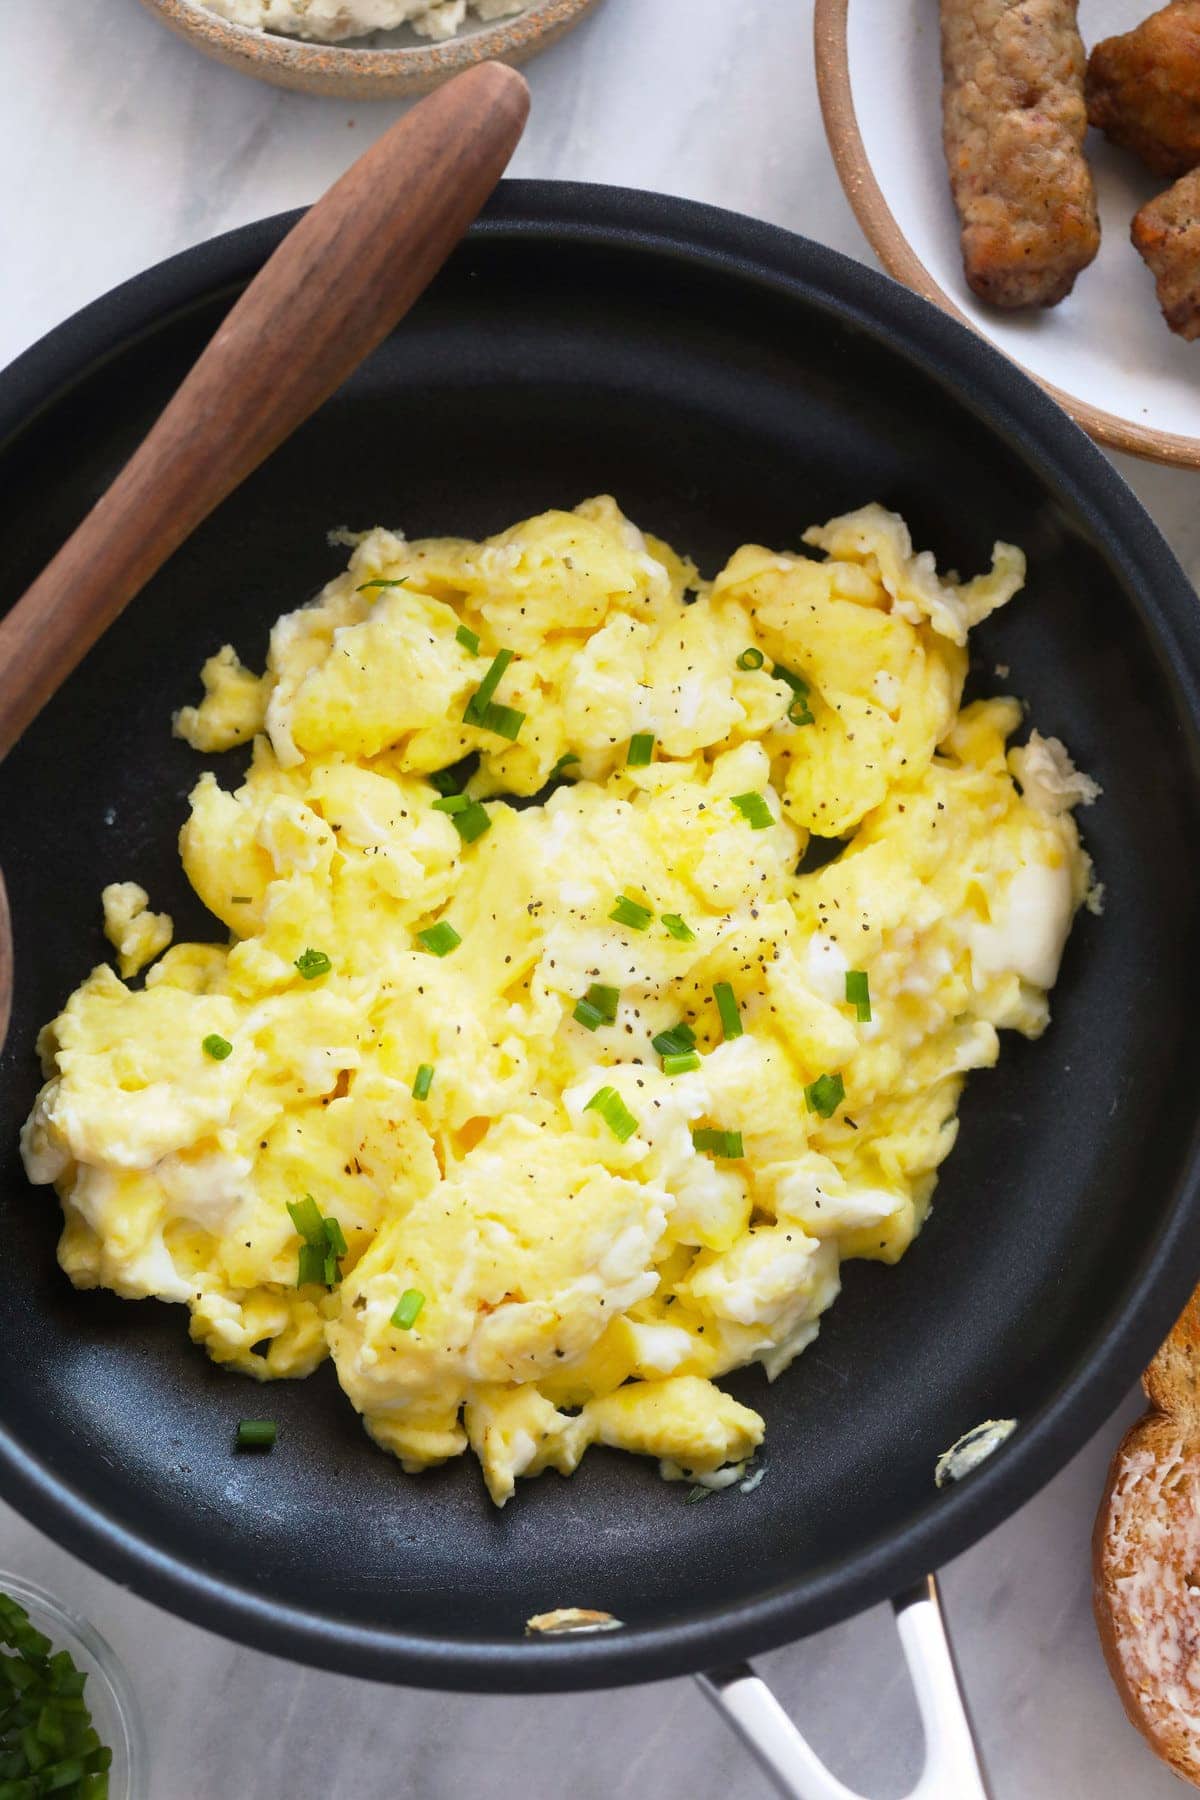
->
[1,183,1200,1693]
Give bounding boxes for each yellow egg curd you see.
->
[20,496,1098,1504]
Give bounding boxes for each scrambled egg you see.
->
[20,498,1097,1505]
[100,882,174,981]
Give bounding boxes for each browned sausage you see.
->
[1132,167,1200,340]
[1086,2,1200,181]
[940,0,1100,309]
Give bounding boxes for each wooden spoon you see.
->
[0,59,529,1052]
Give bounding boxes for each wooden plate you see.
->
[138,0,602,99]
[815,0,1200,470]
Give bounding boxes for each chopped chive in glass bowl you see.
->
[0,1573,146,1799]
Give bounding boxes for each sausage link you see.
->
[1132,167,1200,340]
[1086,2,1200,181]
[941,0,1100,308]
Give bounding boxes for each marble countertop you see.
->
[0,3,1195,1795]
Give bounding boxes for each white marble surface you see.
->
[0,2,1196,1795]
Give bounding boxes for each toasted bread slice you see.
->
[1093,1291,1200,1785]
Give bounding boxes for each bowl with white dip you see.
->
[137,0,602,97]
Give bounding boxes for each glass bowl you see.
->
[0,1572,146,1800]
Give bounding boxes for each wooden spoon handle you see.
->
[0,61,529,763]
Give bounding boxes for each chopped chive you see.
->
[290,1198,345,1287]
[736,647,765,671]
[0,1602,49,1661]
[663,1051,702,1076]
[687,1484,716,1503]
[412,1063,435,1100]
[610,895,653,930]
[627,732,655,767]
[35,1708,66,1753]
[845,970,871,1022]
[463,649,513,724]
[432,793,471,814]
[730,792,774,830]
[575,988,620,1029]
[449,801,491,843]
[43,1753,83,1784]
[430,768,461,797]
[236,1420,276,1450]
[691,1127,744,1159]
[47,1654,84,1697]
[714,981,743,1040]
[476,700,525,741]
[297,1242,326,1287]
[392,1289,425,1330]
[287,1196,325,1245]
[0,1643,111,1796]
[764,658,814,718]
[772,662,809,697]
[805,1072,845,1118]
[661,913,695,943]
[202,1033,232,1061]
[0,1597,50,1660]
[294,947,332,980]
[455,624,481,654]
[550,751,581,778]
[572,998,606,1032]
[586,983,620,1022]
[356,577,409,592]
[5,1656,40,1694]
[22,1730,50,1774]
[461,648,524,739]
[45,1760,89,1789]
[417,921,462,957]
[652,1022,697,1057]
[584,1086,639,1143]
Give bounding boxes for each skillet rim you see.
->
[2,179,1199,1693]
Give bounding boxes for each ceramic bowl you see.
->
[138,0,602,99]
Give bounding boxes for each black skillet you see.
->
[2,179,1200,1798]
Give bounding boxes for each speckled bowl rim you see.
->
[138,0,603,98]
[813,0,1200,471]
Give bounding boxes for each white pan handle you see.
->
[696,1575,991,1800]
